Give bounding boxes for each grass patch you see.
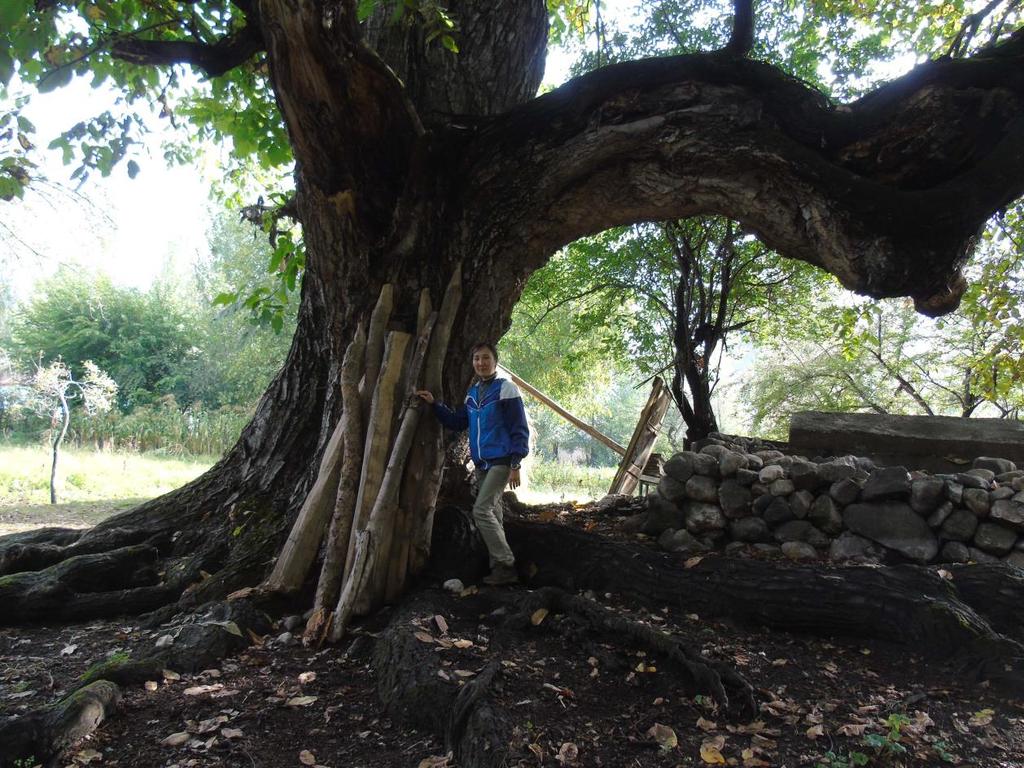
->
[0,444,215,532]
[520,461,617,503]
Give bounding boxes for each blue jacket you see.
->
[433,376,529,470]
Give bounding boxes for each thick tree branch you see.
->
[111,25,264,78]
[725,0,755,56]
[461,34,1024,316]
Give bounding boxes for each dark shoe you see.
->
[482,563,519,586]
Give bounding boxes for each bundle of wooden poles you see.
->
[262,266,462,643]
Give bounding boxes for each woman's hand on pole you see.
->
[508,468,521,490]
[415,390,435,404]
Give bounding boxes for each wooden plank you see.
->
[500,367,627,456]
[609,378,673,496]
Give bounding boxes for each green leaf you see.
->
[37,66,73,93]
[0,0,30,30]
[212,292,238,307]
[0,50,14,87]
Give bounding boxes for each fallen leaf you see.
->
[434,615,449,634]
[969,708,994,727]
[555,742,579,764]
[74,748,102,763]
[700,742,726,764]
[144,681,159,692]
[61,644,78,656]
[299,749,316,765]
[162,669,180,681]
[197,715,228,733]
[285,695,318,707]
[221,727,244,739]
[414,631,435,644]
[647,723,678,751]
[528,743,544,760]
[452,639,474,649]
[454,669,476,678]
[183,684,222,696]
[226,586,255,601]
[684,555,704,569]
[805,724,824,740]
[298,671,317,685]
[837,723,868,736]
[531,608,549,626]
[696,717,717,732]
[418,752,453,768]
[161,731,190,747]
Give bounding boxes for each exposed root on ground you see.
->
[511,586,756,719]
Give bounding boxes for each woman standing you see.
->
[416,343,529,585]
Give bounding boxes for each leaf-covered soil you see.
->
[3,503,1024,768]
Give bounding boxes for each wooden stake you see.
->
[385,291,433,600]
[263,369,352,594]
[359,283,394,428]
[332,314,437,636]
[343,330,411,613]
[501,367,627,456]
[306,323,367,639]
[407,264,462,575]
[369,312,437,603]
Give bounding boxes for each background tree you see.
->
[18,357,117,503]
[515,218,827,443]
[9,268,194,408]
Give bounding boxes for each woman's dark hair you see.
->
[470,342,499,361]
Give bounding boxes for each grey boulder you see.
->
[843,502,938,562]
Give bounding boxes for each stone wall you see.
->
[627,433,1024,566]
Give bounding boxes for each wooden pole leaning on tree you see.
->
[270,269,463,644]
[331,313,439,640]
[405,263,462,577]
[500,367,627,457]
[359,283,394,428]
[342,329,412,616]
[262,340,360,594]
[304,323,367,641]
[384,289,432,601]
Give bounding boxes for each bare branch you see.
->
[948,0,1007,57]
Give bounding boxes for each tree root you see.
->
[373,600,511,768]
[430,509,1024,697]
[0,544,189,624]
[0,527,166,576]
[510,586,756,719]
[79,599,272,686]
[0,680,121,768]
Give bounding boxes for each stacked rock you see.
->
[626,434,1024,567]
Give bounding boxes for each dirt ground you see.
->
[3,502,1024,768]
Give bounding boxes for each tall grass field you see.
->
[0,445,215,534]
[0,443,616,533]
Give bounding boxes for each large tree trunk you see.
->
[2,0,1023,625]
